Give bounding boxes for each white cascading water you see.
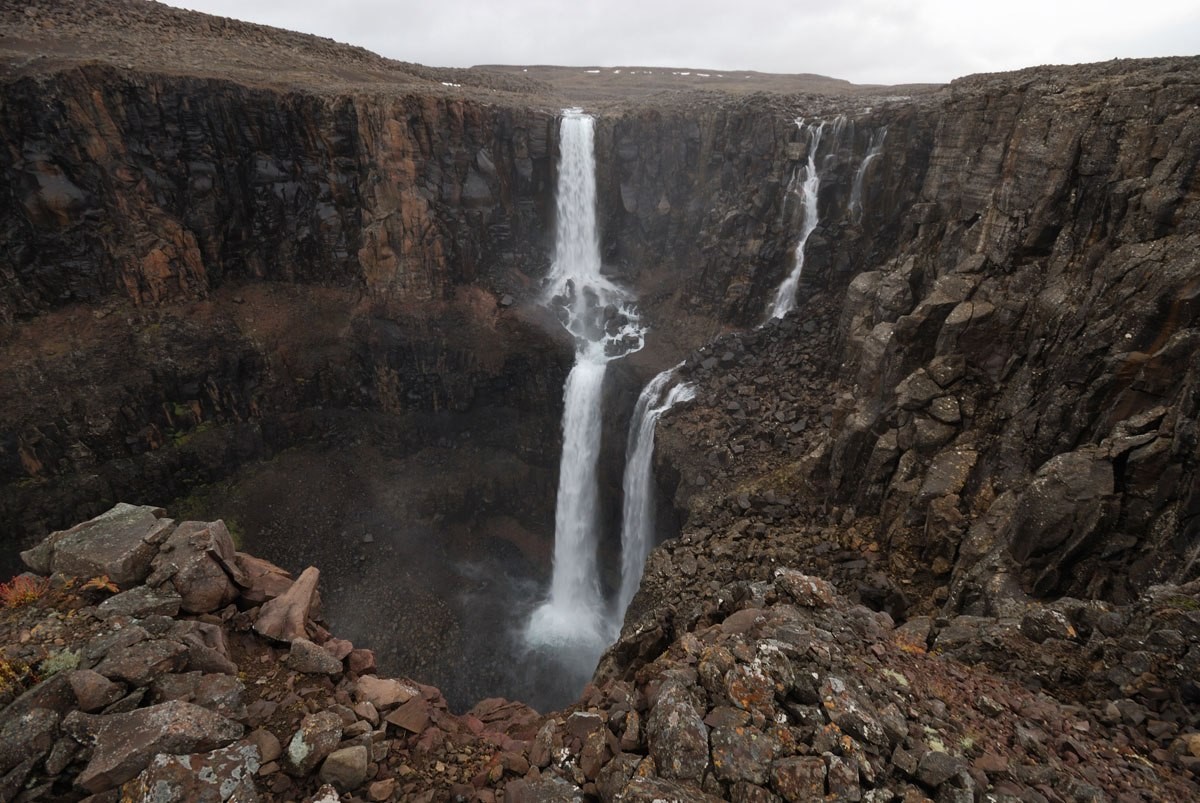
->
[615,366,694,621]
[525,110,646,664]
[850,126,888,222]
[769,118,829,319]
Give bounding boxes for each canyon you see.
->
[1,1,1199,801]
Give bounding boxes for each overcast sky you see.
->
[164,0,1199,85]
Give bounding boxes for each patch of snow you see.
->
[585,69,601,74]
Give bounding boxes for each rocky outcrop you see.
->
[4,505,1198,801]
[652,57,1200,625]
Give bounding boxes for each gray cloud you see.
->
[166,0,1199,84]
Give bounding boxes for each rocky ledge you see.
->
[2,504,1199,802]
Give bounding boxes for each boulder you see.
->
[710,724,781,784]
[384,698,431,733]
[254,566,320,643]
[93,639,188,686]
[67,670,124,713]
[233,552,294,605]
[120,741,260,802]
[318,745,369,791]
[149,520,240,614]
[96,584,183,620]
[0,707,59,775]
[21,503,172,587]
[614,776,725,802]
[772,756,828,802]
[354,675,418,710]
[646,680,709,783]
[75,700,243,792]
[774,570,836,608]
[1007,446,1116,595]
[285,711,342,776]
[285,638,344,676]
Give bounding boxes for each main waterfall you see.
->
[525,110,645,673]
[615,366,694,620]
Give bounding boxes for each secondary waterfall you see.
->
[769,118,830,319]
[525,110,645,664]
[615,366,694,621]
[850,126,888,222]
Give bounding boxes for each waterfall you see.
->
[850,127,888,222]
[615,366,694,621]
[768,118,830,320]
[525,110,645,664]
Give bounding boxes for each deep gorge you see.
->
[2,5,1200,798]
[4,54,1200,710]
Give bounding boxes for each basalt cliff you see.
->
[1,1,1199,802]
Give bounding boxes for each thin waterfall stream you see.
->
[615,365,694,621]
[769,118,830,320]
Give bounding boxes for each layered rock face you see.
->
[0,61,571,552]
[647,58,1200,631]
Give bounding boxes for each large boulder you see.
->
[148,520,241,614]
[21,503,173,587]
[646,679,709,783]
[74,700,243,792]
[120,742,260,802]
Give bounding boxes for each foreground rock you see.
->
[2,504,1197,801]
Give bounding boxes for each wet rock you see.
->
[76,700,243,792]
[21,503,171,587]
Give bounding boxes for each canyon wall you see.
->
[0,64,572,550]
[632,58,1200,676]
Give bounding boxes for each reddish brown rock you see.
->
[385,698,431,734]
[253,566,320,643]
[76,701,243,793]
